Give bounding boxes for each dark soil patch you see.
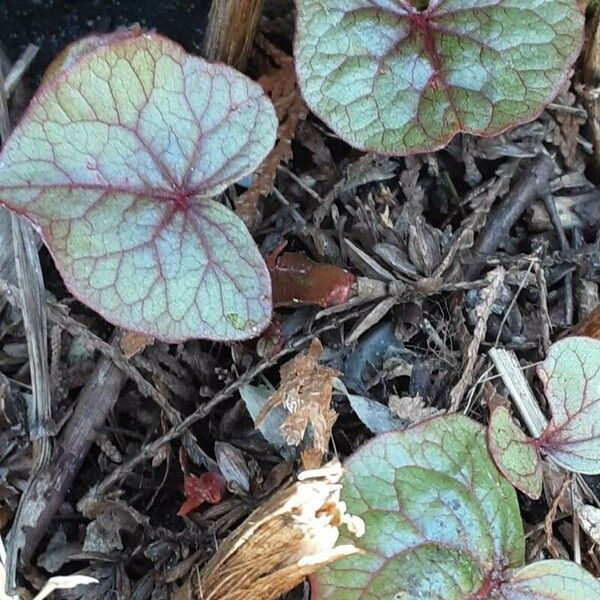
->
[0,0,209,83]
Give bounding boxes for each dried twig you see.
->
[3,44,37,98]
[534,262,552,354]
[541,191,573,325]
[449,267,505,412]
[87,308,363,499]
[466,155,555,280]
[493,258,535,346]
[203,0,263,71]
[545,475,572,558]
[1,46,53,593]
[6,335,126,574]
[488,348,547,438]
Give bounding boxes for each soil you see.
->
[0,0,209,83]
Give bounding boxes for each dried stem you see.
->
[466,154,555,280]
[12,344,125,572]
[1,45,53,593]
[578,4,600,175]
[204,0,263,71]
[488,348,547,438]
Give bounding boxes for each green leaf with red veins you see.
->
[311,414,524,600]
[499,560,600,599]
[487,405,543,500]
[294,0,584,155]
[0,31,277,342]
[536,337,600,474]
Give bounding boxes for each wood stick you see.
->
[466,155,555,280]
[6,337,126,582]
[203,0,263,71]
[1,45,53,593]
[488,348,547,438]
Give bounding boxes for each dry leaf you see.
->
[566,303,600,340]
[171,461,363,600]
[389,395,442,423]
[577,503,600,545]
[2,533,98,600]
[119,331,153,358]
[236,36,308,230]
[256,339,338,469]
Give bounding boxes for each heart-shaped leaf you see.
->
[499,559,600,599]
[0,31,277,342]
[311,414,524,599]
[295,0,584,155]
[487,405,543,499]
[536,337,600,474]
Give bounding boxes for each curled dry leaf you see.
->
[388,394,442,424]
[119,331,154,359]
[214,441,252,494]
[267,243,355,309]
[171,461,363,600]
[236,37,308,229]
[256,339,338,469]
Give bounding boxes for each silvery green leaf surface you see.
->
[499,560,600,600]
[295,0,583,155]
[487,405,542,500]
[537,337,600,474]
[0,31,277,341]
[311,414,524,599]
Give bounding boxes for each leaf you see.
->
[577,502,600,545]
[311,414,524,599]
[334,378,408,434]
[388,394,442,423]
[266,244,355,308]
[236,39,308,230]
[177,472,226,516]
[119,331,153,358]
[257,339,339,469]
[487,405,543,499]
[499,560,600,599]
[0,30,277,342]
[239,383,293,458]
[214,441,252,494]
[295,0,584,155]
[536,337,600,474]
